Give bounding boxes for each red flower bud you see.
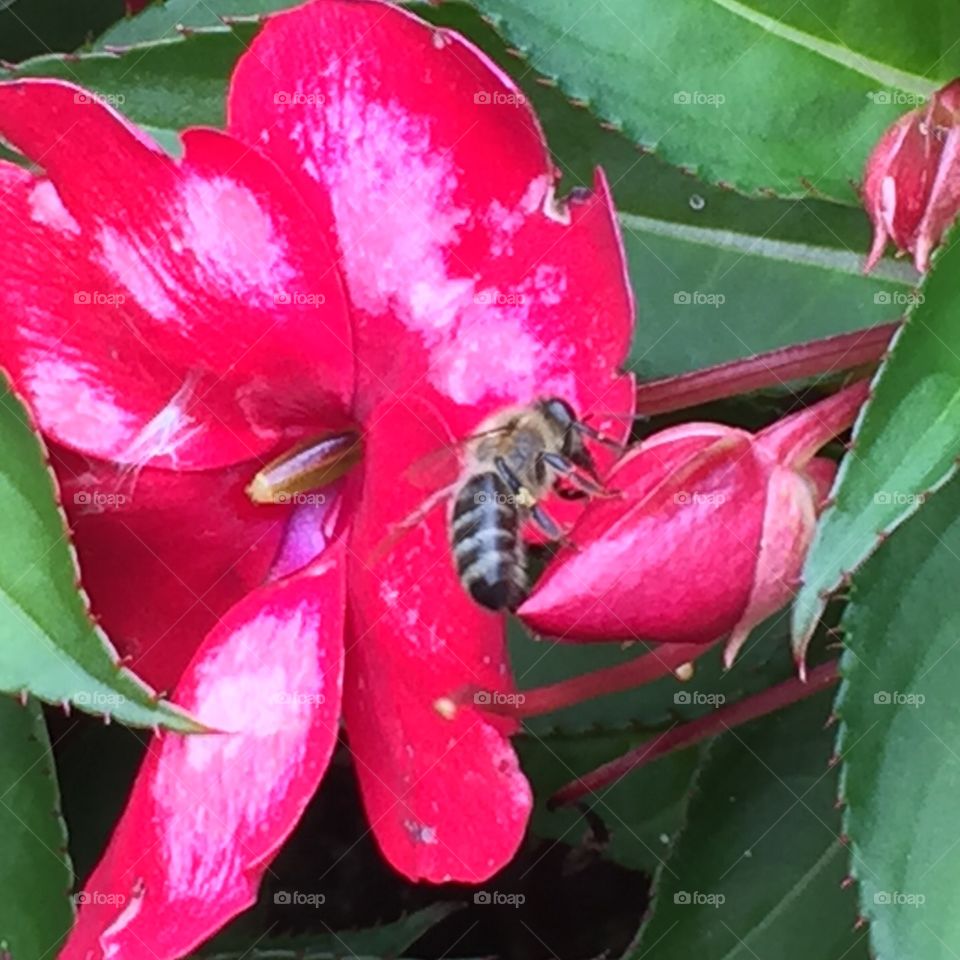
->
[519,384,868,667]
[864,79,960,273]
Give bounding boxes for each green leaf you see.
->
[0,382,199,729]
[0,696,73,960]
[417,4,914,378]
[619,213,912,378]
[95,0,288,47]
[836,476,960,960]
[0,0,124,62]
[517,730,702,874]
[508,609,794,737]
[511,611,794,873]
[5,24,260,131]
[792,226,960,651]
[468,0,958,201]
[194,904,461,959]
[629,691,867,959]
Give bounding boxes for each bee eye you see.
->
[543,397,576,426]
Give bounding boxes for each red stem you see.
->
[469,641,717,719]
[634,323,897,416]
[550,660,839,807]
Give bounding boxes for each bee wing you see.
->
[374,424,514,563]
[401,425,513,491]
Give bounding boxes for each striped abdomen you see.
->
[450,472,527,611]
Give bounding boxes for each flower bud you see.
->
[519,384,867,667]
[864,79,960,273]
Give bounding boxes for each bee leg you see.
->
[541,452,607,495]
[530,504,582,553]
[493,456,529,501]
[530,504,562,539]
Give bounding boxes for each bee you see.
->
[449,397,610,612]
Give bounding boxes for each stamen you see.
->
[247,431,362,505]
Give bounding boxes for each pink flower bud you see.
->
[864,79,960,273]
[519,384,868,668]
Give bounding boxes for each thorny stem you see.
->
[458,641,718,720]
[550,659,840,807]
[634,323,896,416]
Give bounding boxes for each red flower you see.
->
[863,79,960,273]
[518,383,867,669]
[0,1,633,957]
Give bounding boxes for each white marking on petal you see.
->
[25,355,135,450]
[181,175,294,301]
[97,226,179,322]
[28,181,80,236]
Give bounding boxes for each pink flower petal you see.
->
[0,82,353,469]
[723,463,819,667]
[60,555,346,960]
[343,401,531,881]
[519,426,765,642]
[228,0,633,439]
[51,446,288,694]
